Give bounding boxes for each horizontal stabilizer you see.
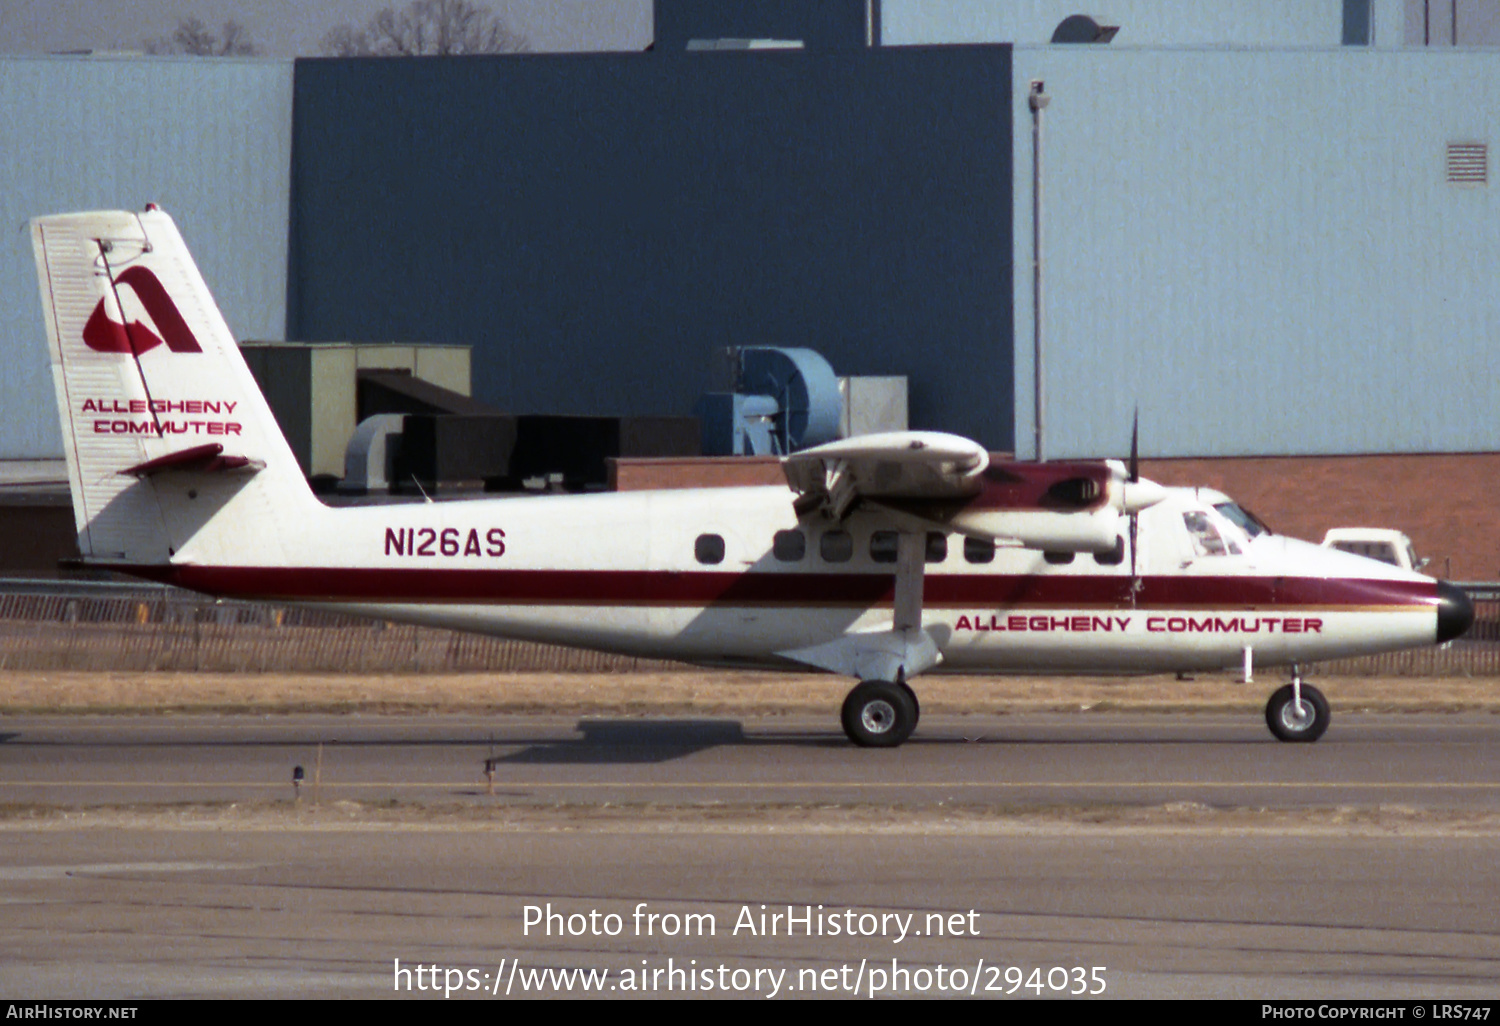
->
[121,443,262,478]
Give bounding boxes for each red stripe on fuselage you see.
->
[118,565,1440,610]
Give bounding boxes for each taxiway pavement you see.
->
[3,711,1499,999]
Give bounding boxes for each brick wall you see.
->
[1140,453,1500,582]
[616,451,1500,582]
[15,453,1490,583]
[610,456,786,491]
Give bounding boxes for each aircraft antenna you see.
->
[95,239,166,440]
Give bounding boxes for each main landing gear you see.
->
[1264,667,1330,743]
[841,680,920,748]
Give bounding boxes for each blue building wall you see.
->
[653,0,879,48]
[0,56,293,459]
[287,47,1016,449]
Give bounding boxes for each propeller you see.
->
[1128,409,1140,605]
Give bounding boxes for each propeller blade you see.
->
[1129,510,1139,587]
[1128,409,1140,602]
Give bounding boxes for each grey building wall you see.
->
[651,0,1415,52]
[1010,46,1500,458]
[288,47,1016,450]
[881,0,1359,47]
[1406,0,1500,45]
[0,56,292,459]
[881,1,1491,50]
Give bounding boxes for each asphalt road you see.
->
[2,711,1499,808]
[2,711,1499,1000]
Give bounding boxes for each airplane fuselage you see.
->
[127,482,1454,676]
[32,207,1474,746]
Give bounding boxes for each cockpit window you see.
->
[1183,511,1229,557]
[1214,502,1271,538]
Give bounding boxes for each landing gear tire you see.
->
[1265,683,1330,743]
[841,680,918,748]
[899,682,921,727]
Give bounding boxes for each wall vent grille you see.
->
[1447,142,1488,184]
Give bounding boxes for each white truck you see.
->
[1321,528,1427,572]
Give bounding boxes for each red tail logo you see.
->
[83,267,202,355]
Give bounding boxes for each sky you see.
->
[0,1,654,57]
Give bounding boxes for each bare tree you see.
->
[321,0,527,56]
[145,16,261,56]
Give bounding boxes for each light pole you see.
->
[1028,79,1050,462]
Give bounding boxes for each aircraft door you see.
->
[646,493,769,658]
[1136,503,1190,576]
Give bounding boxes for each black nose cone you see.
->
[1436,582,1475,644]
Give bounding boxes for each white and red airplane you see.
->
[30,208,1474,746]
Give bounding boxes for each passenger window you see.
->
[1043,551,1074,565]
[695,533,725,565]
[964,537,995,564]
[1093,537,1125,565]
[820,530,853,563]
[871,531,947,564]
[1182,511,1228,557]
[772,530,806,562]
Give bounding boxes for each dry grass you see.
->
[0,669,1496,716]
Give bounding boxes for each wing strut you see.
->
[893,530,926,634]
[774,528,941,683]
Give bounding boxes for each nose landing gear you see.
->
[1265,667,1330,742]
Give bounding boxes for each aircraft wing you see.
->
[783,431,989,520]
[783,431,1165,553]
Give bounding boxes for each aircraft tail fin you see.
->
[31,207,317,566]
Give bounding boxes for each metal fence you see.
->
[0,586,682,674]
[0,582,1496,676]
[1316,586,1500,676]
